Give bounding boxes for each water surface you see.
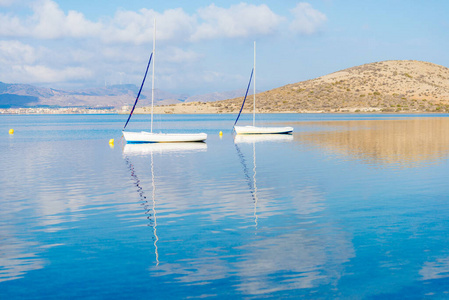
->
[1,114,449,299]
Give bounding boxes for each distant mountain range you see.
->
[184,89,252,103]
[0,81,247,109]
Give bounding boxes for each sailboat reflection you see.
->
[234,134,293,144]
[234,134,293,229]
[123,142,207,265]
[123,142,207,155]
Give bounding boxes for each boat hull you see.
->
[234,126,293,135]
[123,131,207,143]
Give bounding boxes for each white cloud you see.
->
[0,13,27,37]
[0,1,326,90]
[0,40,36,64]
[4,62,93,84]
[102,9,155,44]
[102,3,283,44]
[20,65,93,83]
[29,0,101,39]
[0,1,195,44]
[0,0,100,39]
[103,8,196,44]
[192,3,283,41]
[289,2,327,35]
[0,1,288,43]
[0,40,93,84]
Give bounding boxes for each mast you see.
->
[151,19,156,133]
[253,41,256,126]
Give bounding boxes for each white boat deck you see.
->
[123,131,207,143]
[234,125,293,135]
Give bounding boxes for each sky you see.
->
[1,0,449,96]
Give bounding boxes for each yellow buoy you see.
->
[9,129,14,134]
[109,138,114,144]
[219,131,223,136]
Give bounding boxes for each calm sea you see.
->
[2,113,449,299]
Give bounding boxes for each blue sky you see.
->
[1,0,448,96]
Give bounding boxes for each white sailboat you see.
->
[122,19,207,143]
[234,42,293,135]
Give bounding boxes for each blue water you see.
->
[1,113,449,299]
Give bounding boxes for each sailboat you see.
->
[122,19,207,143]
[233,42,293,135]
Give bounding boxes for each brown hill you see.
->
[149,60,449,114]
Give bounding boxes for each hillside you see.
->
[150,60,449,114]
[229,60,449,113]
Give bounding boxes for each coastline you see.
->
[2,105,447,115]
[0,107,119,115]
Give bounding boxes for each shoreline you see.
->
[1,107,448,115]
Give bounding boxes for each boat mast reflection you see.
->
[124,152,159,265]
[150,151,159,265]
[234,134,293,229]
[234,141,259,229]
[123,142,207,265]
